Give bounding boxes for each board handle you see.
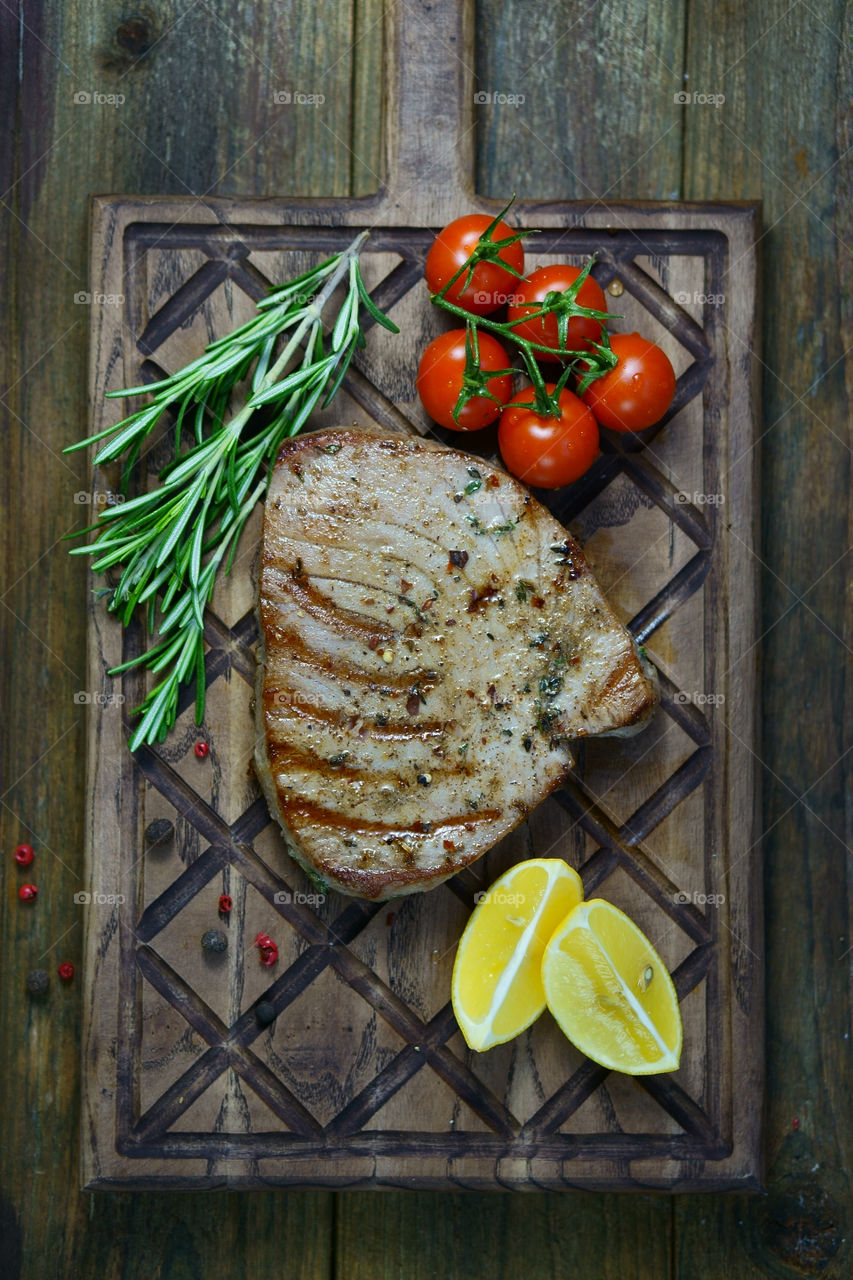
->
[379,0,476,224]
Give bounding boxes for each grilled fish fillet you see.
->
[255,429,657,900]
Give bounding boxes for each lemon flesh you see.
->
[452,859,584,1052]
[542,898,682,1075]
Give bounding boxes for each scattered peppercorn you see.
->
[58,962,75,981]
[256,1001,277,1026]
[194,741,210,759]
[19,884,38,902]
[14,843,34,866]
[254,932,279,967]
[792,1116,800,1130]
[218,893,232,915]
[144,818,175,848]
[26,969,49,996]
[201,928,228,953]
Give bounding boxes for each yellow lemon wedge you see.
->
[452,859,584,1051]
[542,899,682,1074]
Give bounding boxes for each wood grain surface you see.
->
[79,194,760,1191]
[0,0,849,1275]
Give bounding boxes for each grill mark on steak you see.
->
[278,796,501,839]
[265,741,364,780]
[273,518,453,561]
[260,607,441,695]
[263,693,448,741]
[256,428,658,899]
[269,570,394,646]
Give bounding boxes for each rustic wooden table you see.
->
[0,1,849,1275]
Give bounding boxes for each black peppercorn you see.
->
[256,1001,276,1026]
[145,818,174,848]
[26,969,50,996]
[201,929,228,954]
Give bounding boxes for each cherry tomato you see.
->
[416,330,513,431]
[425,214,524,316]
[498,384,599,489]
[581,332,676,432]
[506,264,607,360]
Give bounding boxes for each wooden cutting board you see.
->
[80,0,762,1191]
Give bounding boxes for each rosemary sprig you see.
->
[66,231,398,750]
[430,197,619,422]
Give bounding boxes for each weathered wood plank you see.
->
[335,1190,673,1279]
[331,0,687,1273]
[674,0,853,1275]
[0,0,375,1273]
[68,0,763,1196]
[4,0,847,1270]
[474,0,686,201]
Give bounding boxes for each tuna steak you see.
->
[255,429,656,899]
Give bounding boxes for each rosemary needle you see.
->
[66,231,398,751]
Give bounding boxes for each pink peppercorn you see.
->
[254,932,278,967]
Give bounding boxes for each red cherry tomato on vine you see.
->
[425,214,525,316]
[416,330,513,431]
[581,332,676,432]
[498,384,599,489]
[507,264,607,360]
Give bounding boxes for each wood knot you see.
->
[97,10,159,71]
[116,14,155,57]
[760,1179,844,1273]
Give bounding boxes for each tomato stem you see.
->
[430,198,620,422]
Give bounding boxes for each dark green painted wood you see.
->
[0,0,849,1276]
[335,1190,672,1279]
[337,0,851,1274]
[474,0,686,201]
[674,2,852,1274]
[0,0,377,1273]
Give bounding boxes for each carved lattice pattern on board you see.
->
[113,223,731,1171]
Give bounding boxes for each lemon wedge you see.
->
[542,898,682,1074]
[452,859,584,1051]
